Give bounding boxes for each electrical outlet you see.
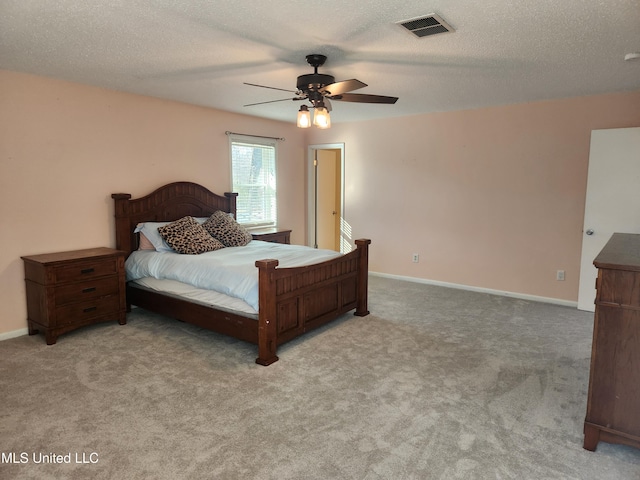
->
[556,270,565,281]
[412,253,419,263]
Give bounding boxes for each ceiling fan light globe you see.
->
[316,116,331,128]
[297,106,311,128]
[313,107,331,129]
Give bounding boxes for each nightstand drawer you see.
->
[53,258,118,283]
[54,276,121,306]
[55,295,121,326]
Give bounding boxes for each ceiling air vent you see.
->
[397,13,454,38]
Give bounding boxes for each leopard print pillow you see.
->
[158,216,225,255]
[202,210,253,247]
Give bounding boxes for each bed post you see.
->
[111,193,133,253]
[224,192,238,219]
[354,239,371,317]
[255,259,279,366]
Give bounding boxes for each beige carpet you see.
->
[1,276,639,479]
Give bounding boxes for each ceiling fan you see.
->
[243,54,398,127]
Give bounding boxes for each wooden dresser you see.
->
[583,233,640,452]
[22,247,127,344]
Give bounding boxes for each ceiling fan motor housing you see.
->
[296,73,335,93]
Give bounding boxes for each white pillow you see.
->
[134,222,172,252]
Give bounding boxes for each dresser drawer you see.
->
[597,269,640,308]
[53,257,119,283]
[54,295,121,326]
[54,276,120,306]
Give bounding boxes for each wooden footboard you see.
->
[255,239,371,365]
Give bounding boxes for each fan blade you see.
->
[244,82,298,93]
[244,97,306,107]
[330,93,398,104]
[319,79,367,96]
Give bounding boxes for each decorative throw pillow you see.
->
[202,210,253,247]
[158,216,225,255]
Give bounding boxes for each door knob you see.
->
[586,229,594,235]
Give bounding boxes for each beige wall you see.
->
[309,91,640,303]
[0,70,307,336]
[2,68,639,337]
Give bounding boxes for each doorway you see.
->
[307,144,345,251]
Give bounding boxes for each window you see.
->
[229,135,277,227]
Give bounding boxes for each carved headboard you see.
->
[111,182,237,256]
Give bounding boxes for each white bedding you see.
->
[126,240,342,311]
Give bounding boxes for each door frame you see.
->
[307,143,345,250]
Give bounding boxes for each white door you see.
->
[577,127,640,311]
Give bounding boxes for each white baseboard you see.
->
[0,328,29,342]
[0,276,576,341]
[370,271,578,308]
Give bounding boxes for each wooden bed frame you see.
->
[112,182,370,365]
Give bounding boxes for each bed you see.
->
[111,181,370,365]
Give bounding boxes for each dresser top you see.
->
[594,233,640,272]
[21,247,124,265]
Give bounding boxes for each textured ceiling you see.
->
[1,0,639,125]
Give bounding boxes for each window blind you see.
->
[230,136,277,227]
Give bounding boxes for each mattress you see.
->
[130,277,258,318]
[125,240,342,311]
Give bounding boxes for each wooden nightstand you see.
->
[251,228,292,244]
[21,247,127,344]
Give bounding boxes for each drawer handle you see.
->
[83,306,97,313]
[81,268,95,275]
[82,287,96,294]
